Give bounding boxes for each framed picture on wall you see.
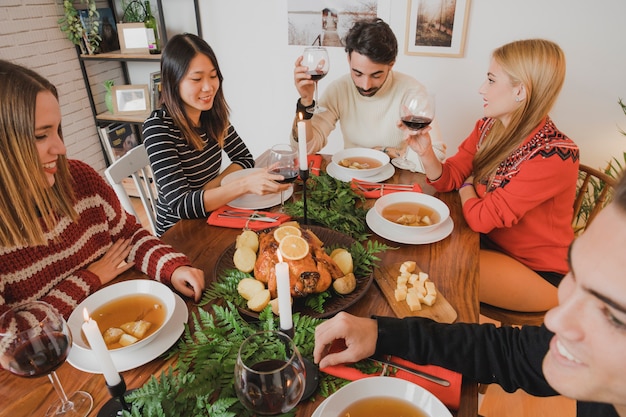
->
[404,0,471,57]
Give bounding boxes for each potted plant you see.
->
[58,0,100,54]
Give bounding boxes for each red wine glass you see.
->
[302,46,330,114]
[394,89,436,171]
[234,330,306,415]
[268,144,299,212]
[0,301,93,416]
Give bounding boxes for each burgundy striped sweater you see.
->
[0,160,192,320]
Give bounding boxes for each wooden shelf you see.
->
[96,111,151,124]
[80,50,161,62]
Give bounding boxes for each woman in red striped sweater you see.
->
[0,60,205,320]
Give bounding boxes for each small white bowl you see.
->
[67,280,175,353]
[331,148,390,178]
[373,192,450,234]
[312,376,452,417]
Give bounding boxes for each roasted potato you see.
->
[247,289,271,312]
[331,249,353,275]
[236,230,259,252]
[333,272,357,295]
[237,278,265,300]
[233,246,257,273]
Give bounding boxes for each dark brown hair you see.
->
[160,33,230,150]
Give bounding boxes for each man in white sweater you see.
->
[291,18,445,172]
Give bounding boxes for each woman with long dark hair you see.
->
[143,33,288,236]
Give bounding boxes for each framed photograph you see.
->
[111,85,150,114]
[118,22,149,54]
[98,123,140,163]
[404,0,471,57]
[78,8,120,54]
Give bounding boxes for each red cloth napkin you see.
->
[207,205,291,231]
[298,154,323,178]
[319,340,461,410]
[350,179,423,199]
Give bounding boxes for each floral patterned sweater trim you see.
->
[478,117,580,191]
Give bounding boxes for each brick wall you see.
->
[0,0,111,173]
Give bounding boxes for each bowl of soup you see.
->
[312,376,452,417]
[331,148,390,178]
[373,192,450,234]
[67,280,176,353]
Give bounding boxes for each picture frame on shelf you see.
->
[78,7,120,54]
[149,71,162,111]
[118,22,149,54]
[111,85,150,114]
[98,123,140,164]
[404,0,471,57]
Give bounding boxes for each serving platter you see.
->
[373,262,457,323]
[213,225,374,319]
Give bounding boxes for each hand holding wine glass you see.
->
[302,47,330,114]
[0,301,93,416]
[234,330,306,415]
[268,144,299,212]
[393,89,436,171]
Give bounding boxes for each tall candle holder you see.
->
[98,374,132,417]
[299,168,309,225]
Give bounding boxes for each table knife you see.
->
[370,356,450,387]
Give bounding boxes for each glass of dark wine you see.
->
[234,330,306,415]
[0,301,93,417]
[268,144,299,212]
[394,89,436,171]
[302,46,330,114]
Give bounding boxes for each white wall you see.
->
[197,0,626,170]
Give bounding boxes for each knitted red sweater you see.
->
[0,160,191,319]
[430,117,579,274]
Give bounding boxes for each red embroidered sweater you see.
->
[430,117,579,274]
[0,160,192,319]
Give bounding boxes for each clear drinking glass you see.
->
[393,89,436,171]
[234,330,306,415]
[0,301,93,416]
[268,144,299,212]
[302,46,330,114]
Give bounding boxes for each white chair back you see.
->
[104,144,158,234]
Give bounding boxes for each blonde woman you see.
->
[0,60,204,320]
[404,39,579,312]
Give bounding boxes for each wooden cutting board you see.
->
[374,262,457,323]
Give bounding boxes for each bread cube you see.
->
[119,333,139,346]
[406,292,422,311]
[120,320,152,339]
[103,328,124,345]
[400,261,416,274]
[394,287,407,302]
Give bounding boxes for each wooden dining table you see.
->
[0,156,479,417]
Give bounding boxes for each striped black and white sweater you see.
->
[142,109,254,236]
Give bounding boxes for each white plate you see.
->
[326,161,395,183]
[312,376,452,417]
[366,208,454,244]
[67,294,188,373]
[221,168,294,210]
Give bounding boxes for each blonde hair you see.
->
[473,39,566,184]
[0,60,77,246]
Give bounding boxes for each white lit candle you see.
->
[297,112,308,171]
[82,308,122,386]
[275,251,293,331]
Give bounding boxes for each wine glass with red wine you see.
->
[268,144,299,212]
[394,89,436,171]
[302,46,330,114]
[0,301,93,416]
[234,330,306,415]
